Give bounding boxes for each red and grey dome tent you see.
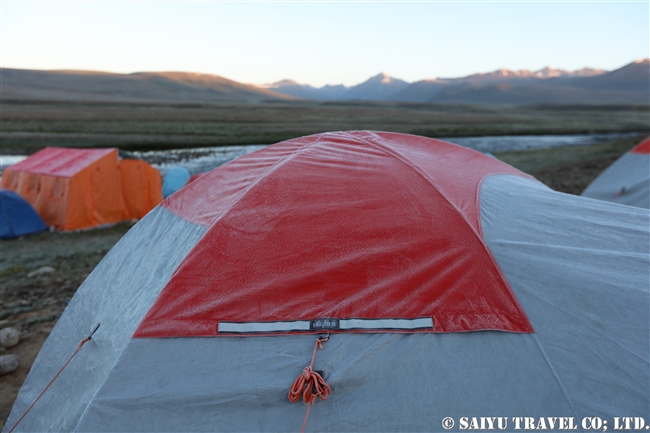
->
[581,136,650,209]
[5,132,649,432]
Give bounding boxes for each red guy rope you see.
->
[8,323,99,433]
[288,335,331,433]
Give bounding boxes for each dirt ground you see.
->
[0,134,645,429]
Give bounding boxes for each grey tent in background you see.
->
[5,132,648,433]
[581,136,650,208]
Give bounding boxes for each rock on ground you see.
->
[0,328,20,348]
[27,266,56,278]
[0,355,20,375]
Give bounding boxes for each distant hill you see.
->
[260,79,347,100]
[420,60,648,104]
[388,80,447,103]
[267,60,648,105]
[3,60,647,105]
[442,66,606,85]
[555,59,650,93]
[1,69,297,103]
[262,73,409,101]
[340,73,410,101]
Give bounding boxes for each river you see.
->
[0,132,639,175]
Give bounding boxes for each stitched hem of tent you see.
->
[134,328,536,338]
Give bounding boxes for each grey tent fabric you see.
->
[4,175,649,432]
[581,152,650,209]
[74,334,572,432]
[70,176,649,432]
[481,175,649,417]
[4,207,206,433]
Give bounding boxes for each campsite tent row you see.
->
[2,148,162,231]
[3,134,645,236]
[5,132,648,432]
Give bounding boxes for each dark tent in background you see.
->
[0,189,47,239]
[5,132,648,432]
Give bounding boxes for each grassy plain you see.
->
[1,99,648,154]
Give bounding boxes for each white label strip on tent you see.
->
[218,321,311,333]
[218,317,433,333]
[339,318,433,330]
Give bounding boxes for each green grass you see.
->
[494,134,643,173]
[2,100,648,154]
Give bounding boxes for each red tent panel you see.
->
[631,137,650,154]
[135,132,534,337]
[7,147,115,178]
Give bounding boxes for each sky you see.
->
[2,2,649,87]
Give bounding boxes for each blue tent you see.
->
[0,189,47,239]
[162,166,191,198]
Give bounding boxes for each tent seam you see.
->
[350,131,534,332]
[349,131,502,242]
[191,133,328,230]
[475,173,538,238]
[533,333,583,423]
[71,340,136,432]
[73,208,208,430]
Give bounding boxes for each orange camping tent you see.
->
[1,147,162,230]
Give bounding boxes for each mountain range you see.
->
[260,67,607,101]
[2,59,648,105]
[262,60,649,104]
